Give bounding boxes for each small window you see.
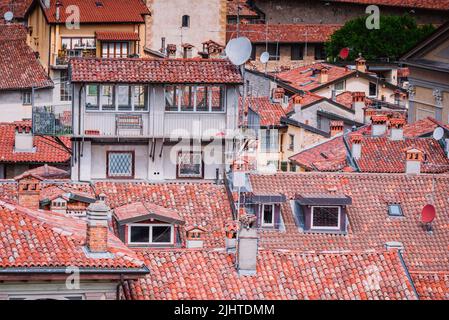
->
[177,152,203,178]
[262,204,275,227]
[334,81,346,92]
[280,161,288,172]
[288,134,295,151]
[22,91,32,105]
[107,151,134,178]
[314,44,326,60]
[182,15,190,28]
[133,85,148,111]
[60,70,72,102]
[369,82,377,97]
[86,85,99,110]
[117,85,132,111]
[267,43,280,60]
[195,86,208,112]
[289,162,297,172]
[388,204,403,217]
[291,44,304,61]
[311,206,340,230]
[101,85,115,111]
[128,224,173,245]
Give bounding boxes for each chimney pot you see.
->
[356,55,367,73]
[352,92,366,123]
[350,133,363,160]
[405,148,423,174]
[185,225,207,249]
[237,226,258,276]
[371,114,388,136]
[389,118,406,141]
[319,67,329,84]
[86,197,110,253]
[330,120,344,136]
[272,87,285,103]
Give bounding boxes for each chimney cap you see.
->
[371,114,388,124]
[350,133,363,144]
[389,118,406,128]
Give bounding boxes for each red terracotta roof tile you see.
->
[69,58,243,84]
[0,121,70,164]
[285,92,325,114]
[0,26,53,90]
[41,0,150,24]
[248,172,449,272]
[122,249,416,300]
[327,0,449,10]
[94,182,234,248]
[226,24,342,43]
[0,0,32,22]
[244,97,286,126]
[95,31,140,41]
[39,182,95,202]
[411,272,449,300]
[0,200,146,270]
[16,165,69,180]
[114,201,184,224]
[276,63,355,91]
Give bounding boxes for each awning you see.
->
[295,193,352,206]
[96,31,140,41]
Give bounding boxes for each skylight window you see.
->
[388,204,403,217]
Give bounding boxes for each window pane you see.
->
[108,152,133,177]
[195,86,208,111]
[180,86,194,111]
[312,207,339,228]
[291,44,304,60]
[334,81,345,91]
[102,43,108,58]
[134,86,148,111]
[267,43,279,60]
[121,43,128,57]
[178,152,202,178]
[61,38,71,49]
[210,86,224,112]
[101,85,115,111]
[369,82,377,96]
[152,226,172,243]
[130,226,150,243]
[60,70,72,102]
[117,86,131,111]
[263,205,274,225]
[85,85,99,110]
[165,85,177,111]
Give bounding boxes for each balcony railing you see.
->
[54,49,96,66]
[32,106,72,136]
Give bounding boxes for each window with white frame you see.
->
[177,152,203,178]
[334,80,346,92]
[164,85,224,112]
[288,133,295,151]
[85,85,148,111]
[311,206,340,230]
[262,204,275,227]
[102,42,129,58]
[60,70,72,101]
[107,151,134,178]
[128,224,174,245]
[22,91,32,105]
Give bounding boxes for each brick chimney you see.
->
[352,92,366,123]
[389,118,406,141]
[272,87,285,104]
[237,222,258,276]
[350,133,363,160]
[16,174,42,210]
[15,123,35,153]
[86,194,110,253]
[185,225,207,249]
[167,44,177,58]
[319,67,329,84]
[330,120,344,136]
[405,148,423,174]
[371,114,388,137]
[356,55,367,73]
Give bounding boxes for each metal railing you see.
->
[32,106,72,136]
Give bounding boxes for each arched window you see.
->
[182,15,190,28]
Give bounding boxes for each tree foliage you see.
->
[325,15,435,61]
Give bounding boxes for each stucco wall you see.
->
[0,88,53,122]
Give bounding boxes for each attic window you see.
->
[388,204,403,217]
[182,15,190,28]
[311,206,340,230]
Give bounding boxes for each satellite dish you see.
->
[421,204,436,224]
[4,11,14,22]
[260,51,270,64]
[433,127,444,141]
[225,37,252,66]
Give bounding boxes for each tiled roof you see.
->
[69,58,243,84]
[95,31,140,41]
[285,92,325,114]
[244,97,286,126]
[248,172,449,272]
[17,165,70,180]
[335,91,372,110]
[227,0,259,17]
[290,119,448,173]
[226,23,342,43]
[0,26,53,90]
[0,0,32,22]
[94,182,234,248]
[276,63,355,91]
[39,182,95,202]
[40,0,150,24]
[326,0,449,10]
[0,200,146,270]
[114,201,184,224]
[122,249,416,300]
[411,272,449,300]
[0,121,70,164]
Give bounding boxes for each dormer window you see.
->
[388,204,403,217]
[128,224,174,245]
[311,206,340,230]
[262,204,275,227]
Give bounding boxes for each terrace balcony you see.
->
[32,106,72,136]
